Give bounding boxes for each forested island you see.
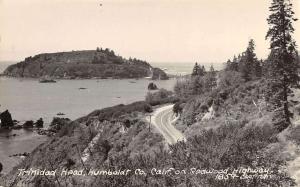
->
[2,48,168,80]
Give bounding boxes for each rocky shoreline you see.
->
[0,110,72,137]
[0,110,72,172]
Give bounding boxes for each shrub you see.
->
[49,117,71,133]
[200,103,208,112]
[64,158,75,169]
[218,70,244,89]
[57,121,77,137]
[174,78,193,99]
[148,82,158,90]
[145,89,178,106]
[288,125,300,145]
[77,101,153,123]
[143,103,153,113]
[173,102,184,116]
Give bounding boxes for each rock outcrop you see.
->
[35,118,44,128]
[22,121,34,129]
[0,110,14,128]
[152,68,169,80]
[3,49,168,80]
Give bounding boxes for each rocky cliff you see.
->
[3,49,168,80]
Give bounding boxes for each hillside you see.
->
[172,69,300,186]
[3,48,168,80]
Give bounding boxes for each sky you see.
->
[0,0,299,64]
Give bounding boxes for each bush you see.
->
[173,102,184,116]
[49,117,71,133]
[145,89,178,106]
[57,121,77,137]
[288,125,300,145]
[200,103,208,112]
[143,104,153,113]
[148,82,158,90]
[77,101,153,123]
[64,158,75,169]
[218,70,244,89]
[174,78,193,99]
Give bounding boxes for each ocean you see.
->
[0,62,223,173]
[0,78,176,125]
[151,62,224,75]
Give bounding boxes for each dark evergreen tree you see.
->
[238,39,261,81]
[201,65,206,76]
[192,63,206,77]
[191,76,204,94]
[209,65,215,74]
[225,59,232,71]
[225,55,239,71]
[233,58,239,71]
[253,59,263,78]
[191,62,199,77]
[207,65,217,90]
[265,0,299,131]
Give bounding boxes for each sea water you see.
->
[0,78,176,125]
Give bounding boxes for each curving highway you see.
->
[147,105,186,144]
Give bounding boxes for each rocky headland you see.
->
[3,48,168,80]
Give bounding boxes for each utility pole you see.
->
[148,115,152,132]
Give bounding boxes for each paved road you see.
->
[147,105,185,144]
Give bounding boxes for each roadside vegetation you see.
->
[145,88,179,106]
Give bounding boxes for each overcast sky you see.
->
[0,0,299,63]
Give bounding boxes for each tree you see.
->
[225,59,232,71]
[253,59,263,78]
[238,39,261,81]
[192,63,206,77]
[225,56,238,71]
[191,76,204,94]
[173,102,183,116]
[266,0,299,131]
[191,62,200,76]
[206,65,217,90]
[232,55,239,71]
[209,65,215,74]
[201,65,206,75]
